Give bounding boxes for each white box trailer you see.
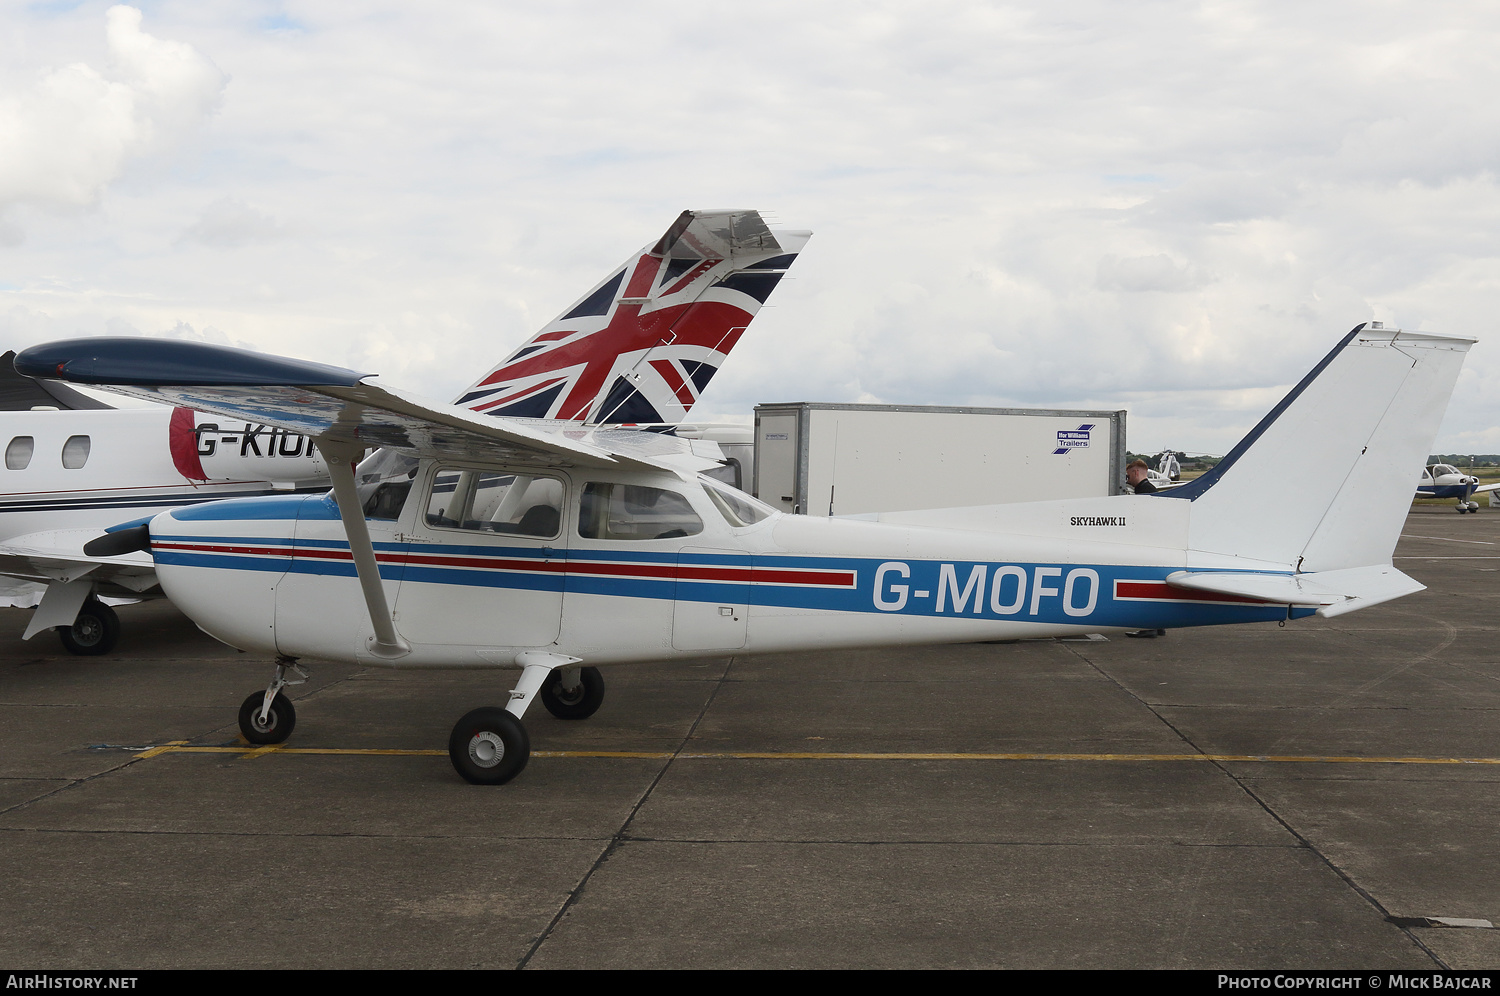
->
[753,402,1127,516]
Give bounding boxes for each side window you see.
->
[5,436,34,470]
[61,435,90,470]
[702,458,742,490]
[424,469,562,538]
[578,483,704,540]
[701,478,776,527]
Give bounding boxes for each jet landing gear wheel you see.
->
[238,691,296,744]
[56,599,120,656]
[540,666,605,720]
[449,707,530,785]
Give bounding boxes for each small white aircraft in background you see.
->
[1149,450,1181,488]
[1415,463,1499,513]
[1,209,805,653]
[22,322,1467,785]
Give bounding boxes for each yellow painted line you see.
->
[133,740,189,759]
[124,745,1500,765]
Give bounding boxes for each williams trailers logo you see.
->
[1053,424,1094,455]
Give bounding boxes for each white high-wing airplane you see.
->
[20,323,1466,785]
[1,209,805,654]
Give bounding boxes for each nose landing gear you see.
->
[237,657,307,745]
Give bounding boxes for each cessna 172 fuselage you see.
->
[20,322,1466,786]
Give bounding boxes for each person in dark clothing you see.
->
[1127,459,1157,494]
[1125,458,1164,637]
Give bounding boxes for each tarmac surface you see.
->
[2,506,1499,970]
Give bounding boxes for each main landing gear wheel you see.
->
[238,691,296,744]
[56,599,120,656]
[449,707,530,785]
[540,666,605,720]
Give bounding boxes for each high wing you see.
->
[454,209,809,424]
[18,336,728,659]
[14,339,720,475]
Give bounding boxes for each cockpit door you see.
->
[672,547,749,651]
[393,467,566,651]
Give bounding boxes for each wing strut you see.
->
[322,440,410,659]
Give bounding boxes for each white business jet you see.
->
[20,323,1465,785]
[1,209,805,653]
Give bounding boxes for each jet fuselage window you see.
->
[424,468,563,538]
[577,483,703,540]
[61,435,90,470]
[5,436,34,471]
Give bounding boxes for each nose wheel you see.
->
[237,658,307,745]
[238,691,296,744]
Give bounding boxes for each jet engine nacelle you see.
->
[170,407,329,484]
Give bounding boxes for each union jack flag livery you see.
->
[453,210,810,424]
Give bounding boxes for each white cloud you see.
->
[4,1,1500,458]
[182,195,285,247]
[1097,254,1212,293]
[0,6,225,214]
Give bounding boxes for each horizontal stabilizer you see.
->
[1166,565,1424,618]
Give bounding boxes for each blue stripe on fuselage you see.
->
[151,534,1312,630]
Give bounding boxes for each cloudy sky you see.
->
[3,1,1499,455]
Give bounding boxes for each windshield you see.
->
[355,448,420,520]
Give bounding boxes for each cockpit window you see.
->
[700,476,776,527]
[425,468,563,538]
[577,483,703,540]
[1432,464,1461,477]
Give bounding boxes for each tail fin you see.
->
[1172,324,1474,573]
[454,209,810,424]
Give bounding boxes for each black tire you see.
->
[238,691,296,745]
[449,707,529,785]
[540,666,605,720]
[56,599,120,656]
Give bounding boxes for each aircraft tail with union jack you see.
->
[453,210,809,424]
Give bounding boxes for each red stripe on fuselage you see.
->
[157,540,855,588]
[1114,580,1272,605]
